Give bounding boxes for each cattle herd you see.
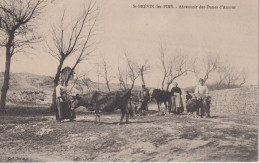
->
[63,88,211,124]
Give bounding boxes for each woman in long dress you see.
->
[170,82,184,114]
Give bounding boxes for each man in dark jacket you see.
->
[138,84,150,115]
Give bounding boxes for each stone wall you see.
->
[209,86,258,115]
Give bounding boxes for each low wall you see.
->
[209,86,258,115]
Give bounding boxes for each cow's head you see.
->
[71,94,81,110]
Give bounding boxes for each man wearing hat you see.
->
[170,82,184,114]
[194,78,210,118]
[138,84,150,115]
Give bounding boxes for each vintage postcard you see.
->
[0,0,258,162]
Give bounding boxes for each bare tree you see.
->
[63,17,96,87]
[100,56,114,92]
[47,0,98,109]
[216,66,247,88]
[0,0,46,111]
[137,58,151,88]
[158,42,168,90]
[159,43,195,91]
[124,51,140,90]
[166,54,195,91]
[117,67,127,90]
[215,68,226,89]
[239,68,247,87]
[197,54,222,83]
[222,66,240,88]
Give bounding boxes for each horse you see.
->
[71,89,132,124]
[151,89,171,114]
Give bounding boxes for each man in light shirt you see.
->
[56,80,67,122]
[194,78,210,118]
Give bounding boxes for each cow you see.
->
[71,89,133,124]
[186,98,199,114]
[186,96,211,117]
[150,89,171,114]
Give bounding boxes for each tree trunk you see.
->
[50,58,65,111]
[166,82,170,91]
[130,80,135,90]
[140,67,145,86]
[0,49,12,111]
[166,78,175,91]
[106,81,110,92]
[0,32,14,112]
[161,74,166,90]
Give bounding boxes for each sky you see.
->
[0,0,258,89]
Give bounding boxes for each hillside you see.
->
[0,72,258,113]
[0,72,142,105]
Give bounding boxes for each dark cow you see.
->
[186,98,199,114]
[186,96,211,117]
[71,89,132,124]
[151,89,171,114]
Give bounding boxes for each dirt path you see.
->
[0,105,258,162]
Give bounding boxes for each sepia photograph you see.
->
[0,0,258,162]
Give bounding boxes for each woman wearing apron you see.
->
[170,82,184,114]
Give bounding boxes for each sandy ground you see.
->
[0,104,258,162]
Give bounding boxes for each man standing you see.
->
[138,84,150,115]
[56,79,66,122]
[194,78,210,118]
